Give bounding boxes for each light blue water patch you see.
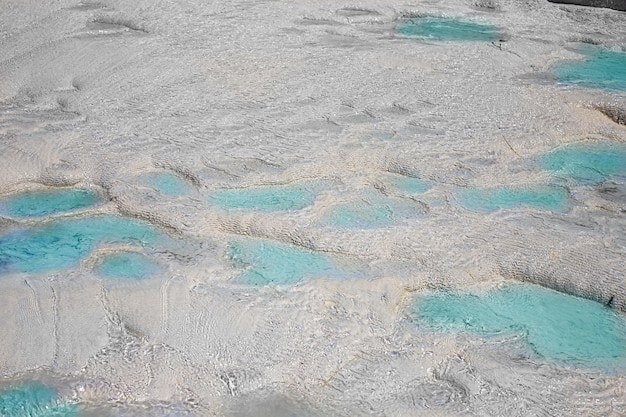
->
[414,284,626,369]
[210,185,316,212]
[96,252,161,280]
[388,176,431,195]
[0,188,100,219]
[0,215,162,275]
[227,239,346,286]
[396,17,501,42]
[0,383,79,417]
[457,185,570,213]
[142,172,192,197]
[320,201,395,229]
[537,143,626,185]
[552,46,626,91]
[320,191,426,229]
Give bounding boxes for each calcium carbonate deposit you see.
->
[1,0,625,416]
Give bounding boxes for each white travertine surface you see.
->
[0,0,625,415]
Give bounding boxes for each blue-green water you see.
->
[227,240,342,285]
[552,46,626,91]
[96,252,161,280]
[320,191,427,229]
[388,176,431,195]
[142,172,191,197]
[320,201,395,229]
[537,143,626,185]
[0,189,100,219]
[0,383,78,417]
[210,185,316,212]
[414,284,626,369]
[396,17,501,42]
[457,185,570,213]
[0,215,162,274]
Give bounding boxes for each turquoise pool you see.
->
[414,284,626,369]
[95,251,162,280]
[227,239,346,286]
[0,188,100,219]
[537,142,626,185]
[552,46,626,91]
[397,17,501,42]
[141,172,192,197]
[457,185,570,213]
[0,215,163,274]
[0,383,78,417]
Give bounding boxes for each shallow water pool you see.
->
[0,188,100,219]
[141,172,192,197]
[0,215,163,274]
[537,143,626,185]
[0,383,78,417]
[319,190,426,229]
[320,201,395,229]
[227,239,346,286]
[210,185,316,212]
[552,46,626,91]
[95,251,161,280]
[396,17,501,42]
[388,175,431,195]
[414,284,626,369]
[457,185,570,213]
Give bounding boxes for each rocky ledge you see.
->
[548,0,626,11]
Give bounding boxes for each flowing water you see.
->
[1,0,626,416]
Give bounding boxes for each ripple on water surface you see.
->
[537,143,626,185]
[0,383,78,417]
[0,188,100,219]
[0,216,163,274]
[456,185,570,213]
[552,46,626,91]
[210,185,317,212]
[414,284,626,369]
[227,239,352,286]
[396,16,501,42]
[95,251,162,280]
